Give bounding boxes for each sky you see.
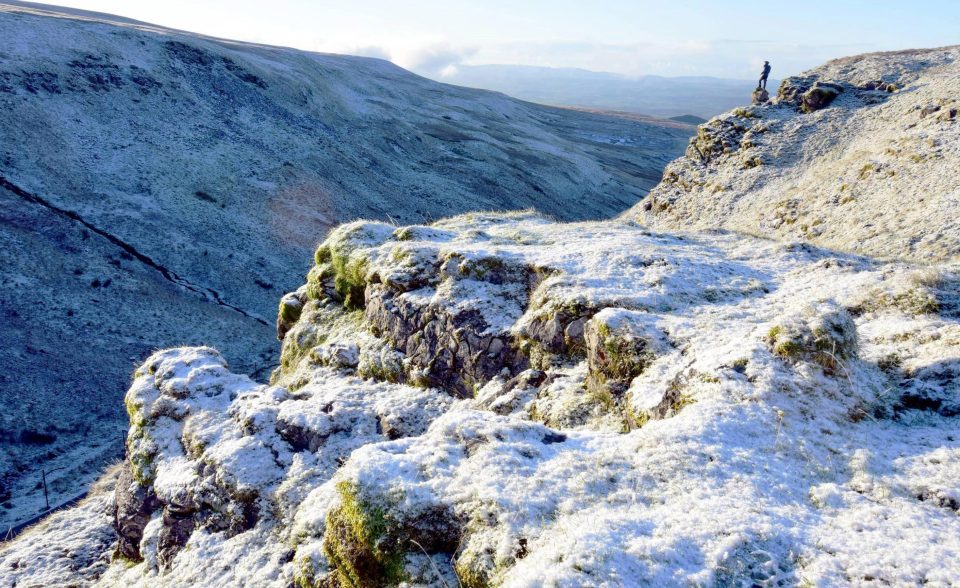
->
[41,0,960,80]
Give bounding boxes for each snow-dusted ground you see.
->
[0,1,691,530]
[4,209,956,587]
[2,10,958,588]
[632,46,960,263]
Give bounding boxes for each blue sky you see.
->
[50,0,960,79]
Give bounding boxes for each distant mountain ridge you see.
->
[438,63,769,118]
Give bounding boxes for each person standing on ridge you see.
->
[759,61,771,89]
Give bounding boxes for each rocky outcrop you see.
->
[6,207,960,587]
[585,309,671,395]
[632,45,960,262]
[116,348,275,570]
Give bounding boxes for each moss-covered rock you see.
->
[277,289,306,340]
[323,481,459,588]
[800,82,843,113]
[767,301,857,373]
[312,221,396,309]
[585,308,670,395]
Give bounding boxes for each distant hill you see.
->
[439,64,768,118]
[669,114,708,125]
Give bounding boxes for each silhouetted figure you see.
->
[759,61,771,89]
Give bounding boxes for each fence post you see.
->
[42,468,49,511]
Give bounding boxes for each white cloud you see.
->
[308,36,476,76]
[308,34,875,80]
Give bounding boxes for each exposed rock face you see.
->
[113,468,158,561]
[365,281,529,398]
[633,45,960,262]
[5,209,960,587]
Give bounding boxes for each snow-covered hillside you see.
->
[4,205,957,586]
[631,46,960,263]
[0,1,691,529]
[2,11,958,588]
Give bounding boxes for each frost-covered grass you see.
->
[6,209,957,587]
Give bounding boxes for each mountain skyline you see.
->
[30,0,960,80]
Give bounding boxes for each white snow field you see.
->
[0,1,691,531]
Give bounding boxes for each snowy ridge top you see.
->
[632,44,960,262]
[6,206,957,587]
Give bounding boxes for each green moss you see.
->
[670,393,696,414]
[358,358,404,384]
[599,333,653,382]
[123,395,157,485]
[292,553,336,588]
[392,227,415,241]
[623,395,650,430]
[773,339,804,357]
[305,263,335,301]
[331,254,369,310]
[324,482,408,588]
[315,244,332,264]
[111,551,142,569]
[279,299,303,324]
[454,558,491,588]
[279,325,324,372]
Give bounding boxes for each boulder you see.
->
[584,308,671,395]
[752,87,770,104]
[323,481,460,588]
[800,82,843,113]
[767,301,858,373]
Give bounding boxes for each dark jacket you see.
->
[761,64,771,78]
